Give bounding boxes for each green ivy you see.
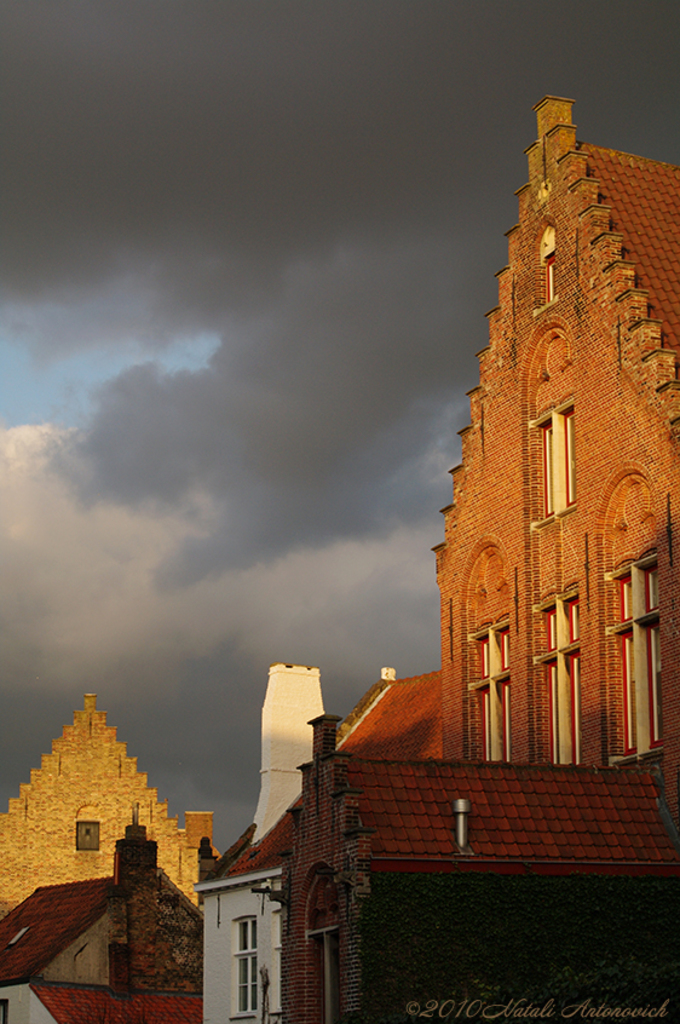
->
[356,872,680,1017]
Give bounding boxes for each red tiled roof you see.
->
[339,671,442,760]
[32,983,202,1024]
[347,760,680,867]
[227,809,295,877]
[582,144,680,350]
[0,877,111,982]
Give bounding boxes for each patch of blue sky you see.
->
[0,332,221,428]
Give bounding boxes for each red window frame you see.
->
[499,628,510,672]
[546,661,558,763]
[480,685,491,761]
[501,681,511,762]
[620,575,632,622]
[479,636,490,681]
[567,597,580,644]
[545,252,556,303]
[621,630,636,754]
[542,420,554,516]
[647,624,662,747]
[546,607,557,652]
[564,409,576,506]
[567,653,581,765]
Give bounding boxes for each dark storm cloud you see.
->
[4,0,680,847]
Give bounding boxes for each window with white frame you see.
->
[609,557,661,756]
[535,405,576,519]
[470,622,511,761]
[272,910,282,1014]
[235,918,258,1014]
[535,592,580,764]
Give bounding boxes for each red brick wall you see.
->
[436,97,680,814]
[281,716,371,1024]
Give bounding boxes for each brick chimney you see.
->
[109,822,159,991]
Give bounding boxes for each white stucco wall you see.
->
[0,985,59,1024]
[199,867,283,1024]
[253,663,323,841]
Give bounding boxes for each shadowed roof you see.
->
[348,760,680,868]
[0,877,111,983]
[226,809,295,877]
[32,982,202,1023]
[583,143,680,351]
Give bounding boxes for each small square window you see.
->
[76,821,100,850]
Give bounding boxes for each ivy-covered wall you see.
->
[357,871,680,1016]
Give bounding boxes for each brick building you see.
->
[0,822,203,1023]
[272,98,680,1022]
[0,695,215,915]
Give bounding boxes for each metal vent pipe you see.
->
[452,798,472,852]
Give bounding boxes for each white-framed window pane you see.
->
[546,608,557,651]
[646,567,659,611]
[500,629,510,670]
[480,637,490,679]
[569,599,580,643]
[621,576,632,621]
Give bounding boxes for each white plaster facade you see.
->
[198,662,323,1024]
[253,664,323,841]
[0,985,60,1024]
[198,864,284,1024]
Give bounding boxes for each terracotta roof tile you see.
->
[32,983,202,1024]
[345,760,680,867]
[226,811,295,878]
[583,144,680,350]
[338,671,442,760]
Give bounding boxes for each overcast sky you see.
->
[2,1,680,850]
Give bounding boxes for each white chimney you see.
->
[252,663,324,841]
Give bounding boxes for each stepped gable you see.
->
[0,695,216,913]
[347,760,680,868]
[582,144,680,350]
[0,877,111,983]
[31,983,202,1024]
[337,670,442,760]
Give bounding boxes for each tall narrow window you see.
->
[542,420,554,515]
[547,661,558,763]
[501,681,512,762]
[545,252,556,302]
[472,622,510,762]
[567,653,581,764]
[536,592,580,764]
[611,558,661,756]
[564,409,576,505]
[540,226,556,304]
[480,686,491,761]
[236,918,258,1013]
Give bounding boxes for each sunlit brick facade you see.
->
[434,96,680,810]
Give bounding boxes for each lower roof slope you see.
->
[31,982,202,1024]
[348,760,680,868]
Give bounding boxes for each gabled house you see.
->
[274,97,680,1022]
[0,822,203,1023]
[0,694,216,915]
